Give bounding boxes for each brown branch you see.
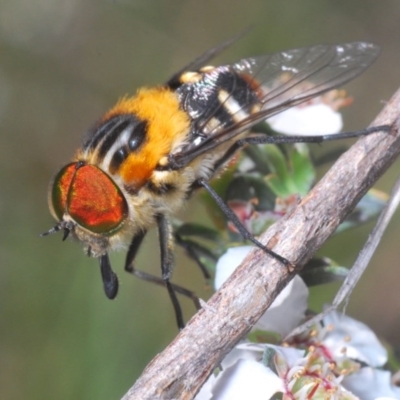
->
[122,87,400,400]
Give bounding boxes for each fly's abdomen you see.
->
[176,66,262,140]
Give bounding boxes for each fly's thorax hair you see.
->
[185,124,252,182]
[81,87,190,182]
[126,166,197,221]
[190,151,224,180]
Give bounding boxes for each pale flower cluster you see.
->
[196,246,400,400]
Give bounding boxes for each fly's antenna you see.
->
[40,223,63,237]
[40,220,74,241]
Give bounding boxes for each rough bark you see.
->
[122,87,400,400]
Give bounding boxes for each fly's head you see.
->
[42,161,129,258]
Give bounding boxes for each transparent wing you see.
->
[166,29,251,88]
[233,42,379,115]
[170,42,380,166]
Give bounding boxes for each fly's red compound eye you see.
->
[50,162,129,235]
[50,163,76,221]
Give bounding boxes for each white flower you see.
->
[210,342,360,400]
[214,246,254,291]
[254,275,307,336]
[268,103,343,135]
[237,342,305,367]
[209,249,398,400]
[195,373,217,400]
[375,398,400,400]
[219,343,260,370]
[195,306,398,399]
[211,359,284,400]
[215,246,308,336]
[321,311,387,367]
[342,367,400,400]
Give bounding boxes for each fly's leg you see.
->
[213,125,390,172]
[167,125,390,172]
[196,178,293,268]
[124,221,201,330]
[198,126,390,268]
[174,232,213,280]
[157,214,185,329]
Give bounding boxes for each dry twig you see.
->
[122,87,400,400]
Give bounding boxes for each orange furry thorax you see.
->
[103,87,190,187]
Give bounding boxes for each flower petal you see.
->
[322,311,387,367]
[214,246,253,290]
[268,103,343,136]
[211,359,283,400]
[254,275,308,336]
[343,367,400,400]
[215,247,309,337]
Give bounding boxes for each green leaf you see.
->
[300,257,349,286]
[386,342,400,371]
[225,175,276,211]
[262,347,277,368]
[243,145,271,175]
[290,144,315,196]
[264,144,315,197]
[248,329,281,344]
[263,145,293,197]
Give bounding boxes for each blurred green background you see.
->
[1,0,400,398]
